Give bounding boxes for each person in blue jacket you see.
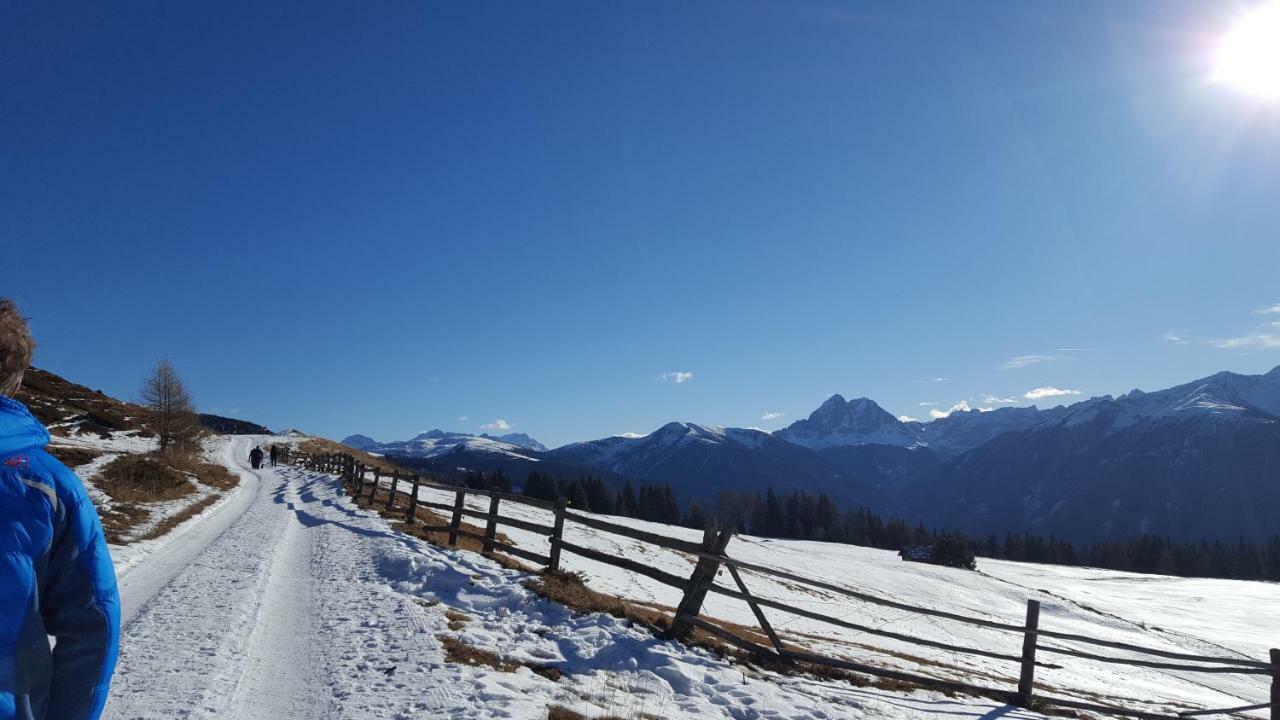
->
[0,299,120,720]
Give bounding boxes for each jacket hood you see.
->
[0,396,51,457]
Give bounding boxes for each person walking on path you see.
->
[249,446,263,469]
[0,298,120,720]
[268,445,278,467]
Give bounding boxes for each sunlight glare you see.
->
[1212,3,1280,99]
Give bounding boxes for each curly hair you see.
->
[0,299,35,397]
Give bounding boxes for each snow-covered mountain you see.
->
[902,366,1280,542]
[774,395,922,449]
[343,366,1280,541]
[340,429,547,460]
[775,394,1067,456]
[549,421,877,506]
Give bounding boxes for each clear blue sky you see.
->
[4,1,1279,447]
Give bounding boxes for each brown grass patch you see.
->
[96,455,192,503]
[440,636,563,681]
[193,462,238,490]
[546,706,629,720]
[101,503,150,545]
[46,445,104,469]
[445,609,471,631]
[138,493,223,541]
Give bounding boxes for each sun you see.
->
[1212,3,1280,99]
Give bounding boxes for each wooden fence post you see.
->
[406,475,420,522]
[370,469,381,502]
[547,497,567,572]
[386,473,399,510]
[448,490,465,546]
[726,563,787,659]
[1017,599,1042,707]
[482,491,501,555]
[354,464,364,495]
[668,524,733,641]
[1270,648,1278,718]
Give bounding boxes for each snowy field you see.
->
[410,483,1278,718]
[104,441,1079,719]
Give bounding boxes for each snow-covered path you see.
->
[102,445,1065,720]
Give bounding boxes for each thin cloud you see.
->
[1163,332,1191,345]
[480,419,512,431]
[617,432,645,438]
[1253,303,1280,315]
[1211,333,1280,350]
[1001,354,1068,370]
[658,371,694,384]
[897,415,918,422]
[760,411,784,421]
[917,401,937,407]
[1024,387,1081,400]
[457,416,469,422]
[982,395,1019,405]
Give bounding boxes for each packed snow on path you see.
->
[103,440,1065,719]
[410,483,1278,718]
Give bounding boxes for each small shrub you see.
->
[97,455,191,502]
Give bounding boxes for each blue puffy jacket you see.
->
[0,396,119,720]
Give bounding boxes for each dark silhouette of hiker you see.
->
[249,446,264,469]
[269,444,279,467]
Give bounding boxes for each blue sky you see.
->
[3,1,1279,447]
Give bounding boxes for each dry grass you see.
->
[96,455,193,503]
[445,609,471,631]
[95,450,238,544]
[46,445,105,469]
[101,504,150,545]
[545,706,629,720]
[138,493,223,541]
[440,636,563,681]
[193,461,238,490]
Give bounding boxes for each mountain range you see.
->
[344,366,1280,543]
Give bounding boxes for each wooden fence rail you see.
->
[287,450,1278,720]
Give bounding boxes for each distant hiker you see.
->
[0,298,120,720]
[269,444,279,467]
[249,446,264,469]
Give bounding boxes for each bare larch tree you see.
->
[140,359,198,455]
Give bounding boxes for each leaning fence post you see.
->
[1017,599,1042,707]
[406,475,420,522]
[482,491,500,555]
[668,523,733,641]
[448,490,465,546]
[386,473,399,510]
[548,497,567,571]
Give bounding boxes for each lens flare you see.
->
[1212,3,1280,99]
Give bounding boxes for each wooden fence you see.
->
[292,451,1279,720]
